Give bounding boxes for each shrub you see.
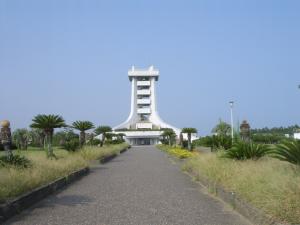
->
[0,155,31,168]
[0,144,18,151]
[157,145,194,159]
[272,140,300,165]
[62,139,80,152]
[195,135,232,151]
[251,133,287,144]
[182,140,189,149]
[90,139,101,146]
[223,141,270,160]
[105,139,125,145]
[193,136,212,147]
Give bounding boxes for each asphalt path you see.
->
[6,146,251,225]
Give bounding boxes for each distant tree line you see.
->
[251,125,300,136]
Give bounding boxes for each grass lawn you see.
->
[0,143,129,203]
[182,151,300,224]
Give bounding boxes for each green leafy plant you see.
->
[90,139,101,146]
[157,145,194,159]
[62,139,80,152]
[30,114,66,158]
[12,129,30,150]
[0,155,31,168]
[272,140,300,165]
[72,121,94,147]
[223,141,270,160]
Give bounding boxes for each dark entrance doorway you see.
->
[137,138,151,145]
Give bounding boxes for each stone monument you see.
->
[240,120,251,142]
[0,120,13,158]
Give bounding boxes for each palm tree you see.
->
[30,114,66,158]
[212,119,231,137]
[94,126,112,147]
[182,127,197,151]
[162,128,176,146]
[72,121,94,147]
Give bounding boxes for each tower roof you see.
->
[128,65,159,81]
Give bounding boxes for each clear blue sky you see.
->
[0,0,299,135]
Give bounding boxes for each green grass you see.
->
[182,152,300,224]
[80,143,129,161]
[0,143,129,202]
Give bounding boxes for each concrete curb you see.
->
[0,167,89,223]
[0,145,130,223]
[100,146,129,164]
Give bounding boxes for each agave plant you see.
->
[224,141,270,160]
[272,140,300,165]
[72,121,94,147]
[30,114,66,158]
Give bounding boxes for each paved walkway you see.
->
[6,146,251,225]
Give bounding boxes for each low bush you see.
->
[105,139,125,145]
[0,144,18,151]
[0,155,31,168]
[62,139,80,152]
[157,145,194,159]
[90,139,101,146]
[223,141,270,160]
[251,133,287,144]
[194,135,232,151]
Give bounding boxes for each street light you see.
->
[229,101,234,141]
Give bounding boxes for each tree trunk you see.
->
[50,131,55,157]
[168,136,172,146]
[80,131,85,148]
[180,133,184,149]
[4,144,12,159]
[188,133,192,151]
[45,130,55,158]
[100,133,105,147]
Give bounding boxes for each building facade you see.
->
[114,66,181,145]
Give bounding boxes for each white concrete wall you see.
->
[294,133,300,140]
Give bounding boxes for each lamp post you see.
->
[229,101,234,141]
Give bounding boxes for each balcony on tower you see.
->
[137,89,151,95]
[137,108,151,114]
[137,98,151,104]
[137,81,151,86]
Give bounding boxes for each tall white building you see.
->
[114,66,181,145]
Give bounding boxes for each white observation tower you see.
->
[114,66,181,145]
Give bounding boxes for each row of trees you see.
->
[194,120,299,151]
[12,114,119,158]
[161,127,198,151]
